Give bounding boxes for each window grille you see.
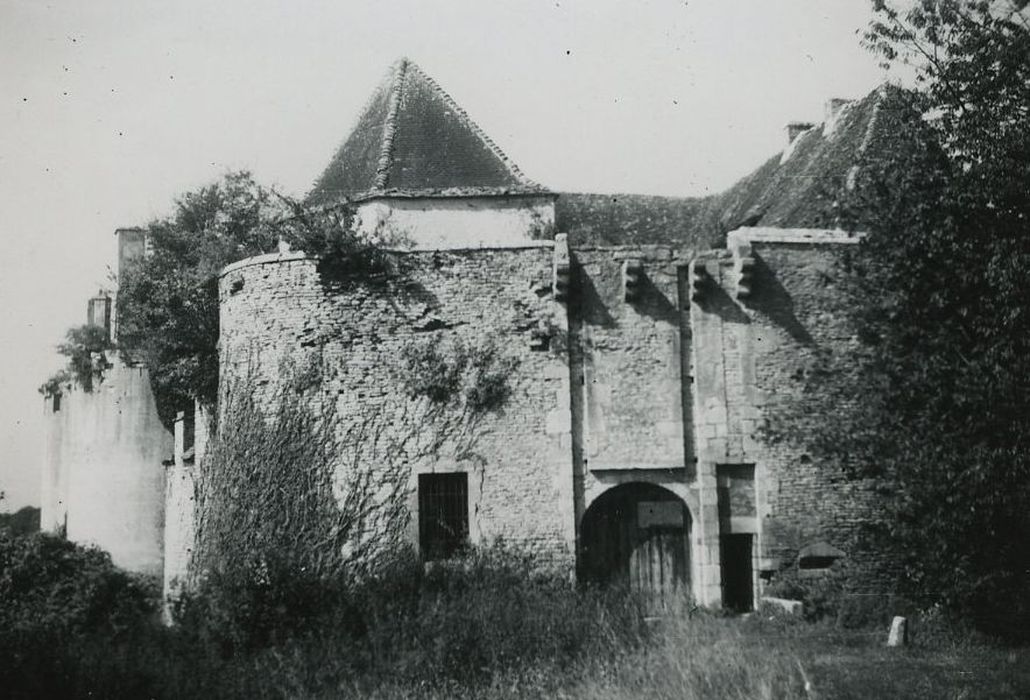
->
[418,473,468,560]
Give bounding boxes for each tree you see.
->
[115,172,284,424]
[769,1,1030,638]
[114,171,378,426]
[38,324,114,395]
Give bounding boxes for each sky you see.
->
[0,0,894,510]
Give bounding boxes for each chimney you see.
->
[786,121,815,145]
[116,227,147,280]
[87,291,112,340]
[823,98,855,135]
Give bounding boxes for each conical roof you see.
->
[307,59,547,205]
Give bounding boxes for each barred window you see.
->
[418,473,468,560]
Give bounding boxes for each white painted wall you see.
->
[355,195,556,250]
[44,360,172,576]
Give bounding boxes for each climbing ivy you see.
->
[397,335,519,413]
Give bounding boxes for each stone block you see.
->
[887,616,908,647]
[760,596,803,616]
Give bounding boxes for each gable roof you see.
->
[307,58,547,205]
[557,85,912,246]
[706,86,896,231]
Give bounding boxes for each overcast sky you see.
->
[0,0,895,510]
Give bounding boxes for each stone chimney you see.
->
[786,121,815,145]
[87,291,113,340]
[116,227,147,280]
[823,98,855,135]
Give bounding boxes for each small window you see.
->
[418,473,468,560]
[183,413,195,454]
[52,393,61,412]
[797,541,845,577]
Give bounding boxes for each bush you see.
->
[0,531,161,699]
[0,531,156,636]
[764,565,847,623]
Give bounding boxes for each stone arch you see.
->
[578,482,692,595]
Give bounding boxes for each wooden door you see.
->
[579,484,691,602]
[629,526,689,597]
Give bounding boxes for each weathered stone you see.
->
[887,616,908,647]
[760,596,804,616]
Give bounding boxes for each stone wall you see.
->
[217,244,575,569]
[690,227,877,603]
[193,226,883,606]
[565,244,707,599]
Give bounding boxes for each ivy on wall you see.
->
[397,335,519,413]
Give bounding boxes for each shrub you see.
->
[764,565,847,623]
[0,531,157,636]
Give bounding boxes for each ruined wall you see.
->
[355,195,556,250]
[217,245,574,568]
[42,360,172,576]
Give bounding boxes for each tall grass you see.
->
[0,533,824,699]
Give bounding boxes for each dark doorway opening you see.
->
[720,533,754,612]
[579,483,690,597]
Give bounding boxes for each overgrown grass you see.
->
[3,532,1028,699]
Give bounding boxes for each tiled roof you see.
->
[706,87,896,232]
[555,193,721,248]
[559,85,912,246]
[307,59,547,205]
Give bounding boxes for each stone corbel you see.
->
[553,233,570,302]
[622,259,644,303]
[690,258,710,303]
[732,243,756,300]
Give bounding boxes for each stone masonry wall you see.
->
[742,236,882,589]
[217,245,575,570]
[566,245,704,600]
[690,227,881,603]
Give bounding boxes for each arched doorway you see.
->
[579,483,691,596]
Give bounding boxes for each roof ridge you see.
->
[857,85,888,155]
[403,60,538,188]
[373,58,408,191]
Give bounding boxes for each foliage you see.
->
[192,367,410,582]
[0,507,40,537]
[0,531,156,636]
[764,566,849,623]
[115,171,286,424]
[767,0,1030,640]
[37,369,72,397]
[3,537,1029,699]
[398,335,519,412]
[114,172,379,426]
[48,324,114,393]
